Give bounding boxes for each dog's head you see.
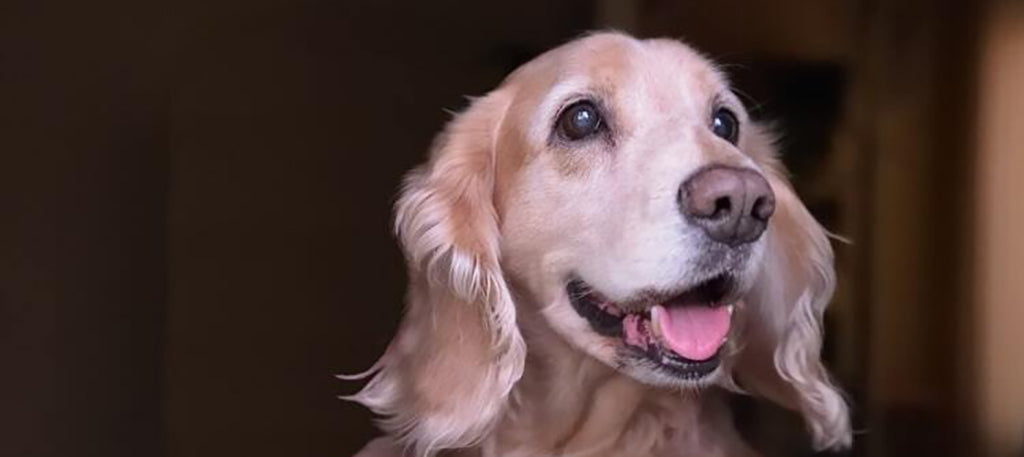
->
[350,32,851,455]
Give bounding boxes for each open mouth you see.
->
[567,274,737,380]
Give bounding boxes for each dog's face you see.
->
[495,35,771,387]
[353,33,850,455]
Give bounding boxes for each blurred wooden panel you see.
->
[637,0,858,61]
[844,1,979,455]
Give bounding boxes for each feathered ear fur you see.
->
[736,125,852,450]
[346,90,525,456]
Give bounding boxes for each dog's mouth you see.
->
[566,273,737,380]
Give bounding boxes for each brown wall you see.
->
[0,2,169,456]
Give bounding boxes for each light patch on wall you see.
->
[974,1,1024,455]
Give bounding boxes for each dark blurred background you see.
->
[2,1,1022,456]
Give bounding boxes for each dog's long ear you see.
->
[734,125,852,451]
[347,89,525,456]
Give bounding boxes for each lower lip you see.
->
[636,343,721,379]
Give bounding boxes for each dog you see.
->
[345,32,851,457]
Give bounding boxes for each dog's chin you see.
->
[564,272,744,389]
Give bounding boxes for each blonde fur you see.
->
[347,89,526,456]
[349,32,851,457]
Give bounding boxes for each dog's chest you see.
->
[482,383,750,457]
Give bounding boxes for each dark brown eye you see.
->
[711,107,739,144]
[557,101,602,140]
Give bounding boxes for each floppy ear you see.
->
[345,89,525,456]
[734,126,852,450]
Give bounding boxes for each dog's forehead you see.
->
[507,33,726,105]
[636,38,729,104]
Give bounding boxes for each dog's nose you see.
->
[679,165,776,246]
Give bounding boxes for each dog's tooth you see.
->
[650,306,662,338]
[726,304,734,316]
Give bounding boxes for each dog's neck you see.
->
[482,300,757,457]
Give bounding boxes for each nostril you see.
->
[711,196,732,219]
[751,195,776,221]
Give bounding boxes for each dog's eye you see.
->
[557,101,603,140]
[711,107,739,144]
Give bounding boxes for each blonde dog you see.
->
[347,32,851,457]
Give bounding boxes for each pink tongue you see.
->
[654,304,731,361]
